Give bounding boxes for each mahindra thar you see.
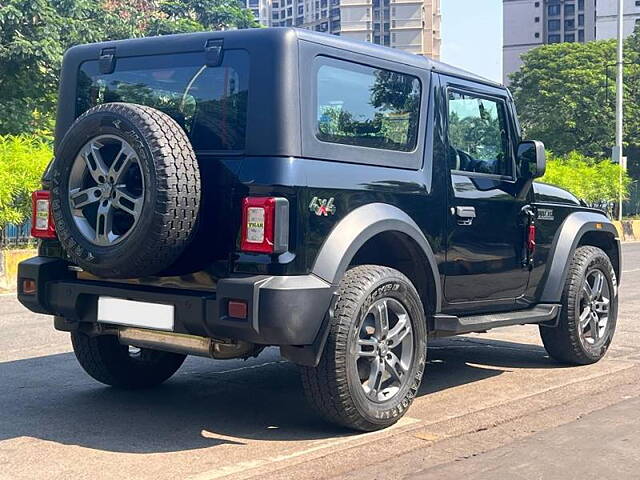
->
[18,28,620,431]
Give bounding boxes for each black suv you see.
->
[18,28,621,431]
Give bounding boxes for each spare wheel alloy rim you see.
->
[67,135,145,246]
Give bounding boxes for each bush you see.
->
[0,135,52,229]
[540,151,632,212]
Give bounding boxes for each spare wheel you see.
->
[50,103,201,278]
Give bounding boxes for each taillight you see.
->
[31,190,56,239]
[240,197,289,254]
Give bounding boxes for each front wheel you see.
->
[301,265,427,431]
[540,246,618,365]
[71,331,186,388]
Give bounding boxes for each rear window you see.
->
[316,57,421,152]
[76,50,250,152]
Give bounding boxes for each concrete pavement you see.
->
[412,396,640,479]
[1,243,639,479]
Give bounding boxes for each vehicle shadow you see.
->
[0,336,562,454]
[422,335,565,394]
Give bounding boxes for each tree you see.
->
[509,30,640,158]
[2,0,90,135]
[540,151,631,213]
[0,0,260,136]
[155,0,259,33]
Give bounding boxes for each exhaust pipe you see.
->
[118,327,257,359]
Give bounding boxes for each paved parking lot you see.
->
[1,243,639,480]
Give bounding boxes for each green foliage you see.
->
[448,112,502,161]
[510,30,640,158]
[0,0,259,136]
[0,135,52,228]
[156,0,260,33]
[540,151,632,210]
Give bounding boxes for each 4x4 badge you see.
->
[309,197,336,216]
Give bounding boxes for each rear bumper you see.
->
[17,257,334,347]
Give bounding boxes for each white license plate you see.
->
[97,297,175,331]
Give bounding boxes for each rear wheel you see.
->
[71,331,186,388]
[301,265,427,431]
[540,246,618,365]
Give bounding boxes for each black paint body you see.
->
[20,29,621,364]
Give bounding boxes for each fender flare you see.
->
[311,202,442,313]
[539,211,621,303]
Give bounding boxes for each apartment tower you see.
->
[242,0,441,58]
[596,0,640,39]
[503,0,596,85]
[504,0,640,85]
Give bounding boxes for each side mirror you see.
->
[517,140,546,180]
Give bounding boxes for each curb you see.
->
[0,249,37,293]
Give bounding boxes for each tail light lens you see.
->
[31,190,56,239]
[241,197,289,254]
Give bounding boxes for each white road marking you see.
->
[622,268,640,274]
[187,416,421,480]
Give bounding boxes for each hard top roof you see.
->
[69,27,501,88]
[292,28,500,87]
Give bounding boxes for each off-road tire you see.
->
[540,246,618,365]
[71,331,186,389]
[51,103,200,278]
[301,265,427,431]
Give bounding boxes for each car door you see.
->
[440,75,530,310]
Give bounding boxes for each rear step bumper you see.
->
[433,304,561,335]
[17,257,334,347]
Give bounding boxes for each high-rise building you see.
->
[241,0,441,59]
[596,0,640,39]
[503,0,640,85]
[503,0,596,85]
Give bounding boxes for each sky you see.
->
[440,0,503,83]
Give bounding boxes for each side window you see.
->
[316,58,421,152]
[447,90,512,177]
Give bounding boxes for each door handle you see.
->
[455,206,476,225]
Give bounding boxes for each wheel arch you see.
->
[539,211,621,303]
[311,203,442,314]
[578,230,621,283]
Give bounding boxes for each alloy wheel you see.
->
[67,135,144,246]
[353,298,415,402]
[578,268,610,347]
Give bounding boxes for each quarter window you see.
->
[316,59,421,152]
[447,91,512,177]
